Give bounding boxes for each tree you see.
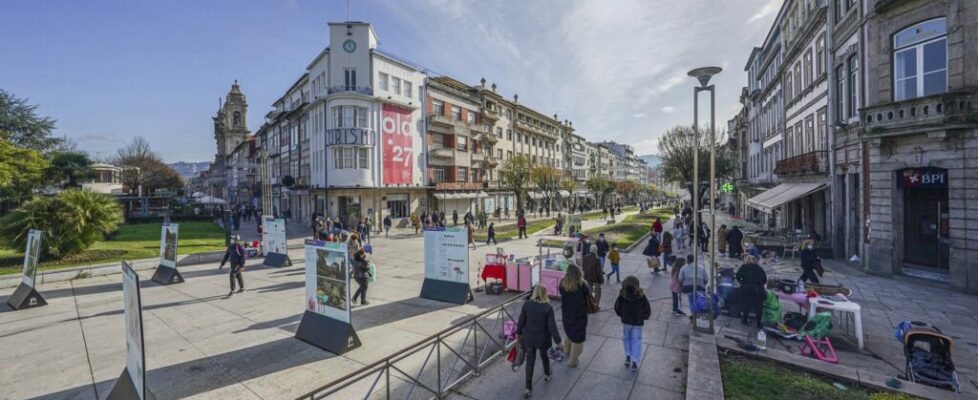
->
[498,154,533,212]
[0,137,48,210]
[45,150,93,188]
[585,177,615,208]
[0,189,122,259]
[616,180,639,202]
[114,137,183,195]
[0,89,60,153]
[531,165,562,215]
[656,125,734,205]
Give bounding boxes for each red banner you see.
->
[382,104,414,185]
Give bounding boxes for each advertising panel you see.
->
[122,261,146,400]
[21,229,42,288]
[381,104,414,185]
[304,240,351,323]
[262,217,287,256]
[158,224,179,269]
[423,227,469,283]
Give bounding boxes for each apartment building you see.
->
[861,0,978,292]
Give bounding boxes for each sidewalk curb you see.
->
[686,326,725,400]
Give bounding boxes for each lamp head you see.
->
[688,66,723,87]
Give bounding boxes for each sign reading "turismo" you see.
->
[327,128,374,146]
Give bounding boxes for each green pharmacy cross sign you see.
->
[721,182,734,193]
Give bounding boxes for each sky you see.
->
[0,0,783,163]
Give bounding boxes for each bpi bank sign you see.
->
[382,104,415,185]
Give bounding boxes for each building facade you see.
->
[861,0,978,292]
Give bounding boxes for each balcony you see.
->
[471,152,486,163]
[429,143,454,159]
[435,182,484,190]
[482,109,500,121]
[484,157,499,168]
[861,90,976,138]
[327,85,373,96]
[774,151,827,176]
[474,131,498,144]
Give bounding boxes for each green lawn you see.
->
[540,208,674,250]
[0,222,227,275]
[475,218,556,242]
[721,356,919,400]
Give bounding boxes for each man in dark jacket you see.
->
[219,235,246,296]
[735,259,768,328]
[582,245,605,302]
[595,233,610,268]
[727,226,744,258]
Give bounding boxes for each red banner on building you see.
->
[382,104,414,185]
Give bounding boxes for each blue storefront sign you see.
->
[899,167,947,188]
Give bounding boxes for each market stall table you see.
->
[809,295,864,350]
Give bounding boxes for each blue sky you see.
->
[1,0,781,162]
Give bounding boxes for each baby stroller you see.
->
[895,321,960,392]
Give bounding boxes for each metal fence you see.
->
[296,292,527,400]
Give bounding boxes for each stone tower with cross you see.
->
[213,80,249,171]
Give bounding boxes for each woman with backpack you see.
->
[558,265,590,368]
[614,276,652,371]
[351,249,372,305]
[516,285,562,399]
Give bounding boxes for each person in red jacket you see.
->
[517,213,528,239]
[651,217,663,242]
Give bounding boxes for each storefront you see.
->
[898,168,949,272]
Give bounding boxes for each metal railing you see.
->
[297,292,527,400]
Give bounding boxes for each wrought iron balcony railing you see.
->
[774,151,827,176]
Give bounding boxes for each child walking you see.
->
[606,244,622,283]
[614,276,652,371]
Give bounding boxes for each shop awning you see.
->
[747,183,826,214]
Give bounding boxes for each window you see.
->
[466,110,475,124]
[836,65,846,121]
[804,49,813,87]
[343,147,354,168]
[817,108,827,151]
[785,74,793,100]
[433,133,444,146]
[794,62,802,96]
[835,0,844,21]
[433,100,444,116]
[507,150,513,159]
[332,106,368,128]
[451,106,461,120]
[344,68,357,88]
[457,136,467,151]
[805,115,815,154]
[391,77,401,95]
[816,35,826,76]
[497,127,502,136]
[404,81,412,99]
[848,55,859,118]
[506,129,512,140]
[457,167,467,182]
[794,121,803,157]
[358,148,369,169]
[471,168,480,183]
[893,18,947,101]
[379,73,389,91]
[432,167,445,183]
[506,110,512,119]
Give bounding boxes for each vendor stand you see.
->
[534,235,583,299]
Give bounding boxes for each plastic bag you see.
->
[689,291,720,318]
[761,290,782,326]
[367,262,376,283]
[800,312,833,340]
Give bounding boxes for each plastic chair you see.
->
[783,236,801,260]
[800,336,839,363]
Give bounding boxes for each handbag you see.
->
[367,262,376,283]
[648,256,661,269]
[586,293,601,314]
[508,337,526,370]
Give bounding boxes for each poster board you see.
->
[108,261,155,399]
[158,224,179,269]
[7,229,47,310]
[262,217,286,256]
[420,227,471,304]
[22,229,42,288]
[295,239,360,354]
[567,215,583,237]
[304,240,351,323]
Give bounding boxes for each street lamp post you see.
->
[688,66,721,334]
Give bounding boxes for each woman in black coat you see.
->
[517,285,562,399]
[735,257,768,328]
[799,239,820,283]
[558,264,590,368]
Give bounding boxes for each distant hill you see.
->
[168,161,210,178]
[638,154,661,167]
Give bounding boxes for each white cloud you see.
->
[661,106,676,114]
[633,113,645,118]
[748,0,783,24]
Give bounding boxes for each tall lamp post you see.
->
[688,66,721,334]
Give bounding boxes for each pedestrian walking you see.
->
[364,217,373,244]
[607,244,622,283]
[642,233,661,274]
[466,222,476,249]
[660,231,674,272]
[582,245,604,302]
[799,239,821,284]
[727,225,744,258]
[383,214,392,237]
[219,235,247,296]
[558,264,590,367]
[596,233,610,269]
[351,249,371,305]
[614,276,651,372]
[452,210,459,226]
[517,215,527,239]
[651,217,663,241]
[669,258,686,315]
[516,285,562,399]
[698,222,711,252]
[348,232,364,255]
[486,223,498,245]
[717,224,729,255]
[680,254,708,294]
[736,256,767,328]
